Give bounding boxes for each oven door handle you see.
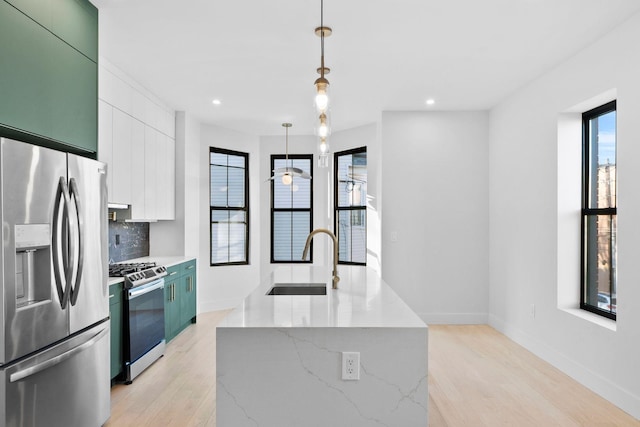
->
[128,280,165,299]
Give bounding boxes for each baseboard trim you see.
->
[419,312,488,325]
[488,314,640,420]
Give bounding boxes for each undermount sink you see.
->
[266,283,327,296]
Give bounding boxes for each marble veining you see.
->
[216,266,428,426]
[217,328,428,426]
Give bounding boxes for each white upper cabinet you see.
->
[98,63,175,221]
[97,100,113,197]
[111,108,133,205]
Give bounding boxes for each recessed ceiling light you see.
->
[212,99,222,105]
[425,99,435,105]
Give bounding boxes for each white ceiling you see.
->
[91,0,640,136]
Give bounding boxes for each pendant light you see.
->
[268,123,311,185]
[314,0,332,168]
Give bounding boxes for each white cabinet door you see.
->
[130,119,145,219]
[143,125,158,220]
[97,100,113,199]
[156,133,175,220]
[111,109,133,205]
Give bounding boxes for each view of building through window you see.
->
[582,101,616,318]
[335,148,367,265]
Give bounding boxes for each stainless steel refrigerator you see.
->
[0,138,110,426]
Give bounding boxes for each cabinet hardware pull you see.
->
[169,271,177,276]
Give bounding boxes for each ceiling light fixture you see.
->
[425,99,435,105]
[314,0,332,168]
[212,99,221,105]
[268,123,311,185]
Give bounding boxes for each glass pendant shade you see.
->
[318,137,329,154]
[281,173,293,185]
[314,78,330,113]
[315,112,331,138]
[318,153,329,168]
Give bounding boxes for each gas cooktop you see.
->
[109,262,167,288]
[108,262,158,277]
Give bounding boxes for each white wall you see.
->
[489,13,640,418]
[196,124,262,312]
[150,111,200,257]
[381,111,490,324]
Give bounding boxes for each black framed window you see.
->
[271,154,313,263]
[209,147,249,266]
[334,147,367,265]
[581,100,616,319]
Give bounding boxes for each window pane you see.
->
[272,211,310,262]
[211,222,229,264]
[272,158,312,209]
[228,223,247,262]
[337,209,366,263]
[273,160,293,209]
[587,110,616,209]
[210,152,228,166]
[210,165,228,207]
[337,153,367,208]
[227,167,245,208]
[584,214,617,314]
[227,154,245,169]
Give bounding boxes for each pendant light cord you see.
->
[320,0,325,78]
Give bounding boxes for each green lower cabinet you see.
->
[164,260,197,343]
[180,267,197,326]
[164,278,180,342]
[109,282,124,381]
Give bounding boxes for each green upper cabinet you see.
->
[5,0,98,61]
[0,0,98,154]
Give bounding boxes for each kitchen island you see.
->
[216,266,428,426]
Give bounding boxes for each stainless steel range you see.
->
[109,262,167,383]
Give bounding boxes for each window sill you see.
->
[560,307,616,331]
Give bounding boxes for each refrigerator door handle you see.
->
[52,176,71,309]
[8,326,108,383]
[69,177,83,306]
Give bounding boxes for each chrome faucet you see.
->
[302,228,340,289]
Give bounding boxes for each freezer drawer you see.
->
[0,321,110,427]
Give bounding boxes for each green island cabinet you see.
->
[0,0,98,154]
[164,259,197,342]
[109,281,124,381]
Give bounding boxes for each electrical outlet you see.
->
[342,352,360,380]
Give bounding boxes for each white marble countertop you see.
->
[218,266,426,328]
[108,255,197,287]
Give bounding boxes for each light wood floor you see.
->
[106,311,639,426]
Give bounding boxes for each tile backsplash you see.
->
[108,221,149,263]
